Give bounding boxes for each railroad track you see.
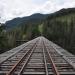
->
[0,36,75,75]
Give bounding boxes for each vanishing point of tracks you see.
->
[0,37,75,75]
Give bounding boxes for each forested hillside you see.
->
[43,8,75,54]
[0,14,45,53]
[5,13,48,29]
[0,8,75,54]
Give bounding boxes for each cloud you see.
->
[0,0,75,23]
[37,0,75,13]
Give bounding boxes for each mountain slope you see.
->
[1,8,75,55]
[5,13,48,29]
[43,8,75,54]
[48,8,75,19]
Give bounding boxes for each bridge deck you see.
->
[0,36,75,75]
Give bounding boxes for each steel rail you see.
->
[17,40,38,75]
[43,40,60,75]
[42,41,48,75]
[0,39,37,65]
[6,39,39,75]
[45,37,75,71]
[50,43,75,71]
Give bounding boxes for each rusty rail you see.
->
[0,37,75,75]
[45,37,75,72]
[6,39,39,75]
[42,41,48,75]
[18,41,37,75]
[43,40,60,75]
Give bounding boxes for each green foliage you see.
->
[0,26,8,53]
[43,14,75,54]
[38,24,43,35]
[1,8,75,55]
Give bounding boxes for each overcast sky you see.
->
[0,0,75,23]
